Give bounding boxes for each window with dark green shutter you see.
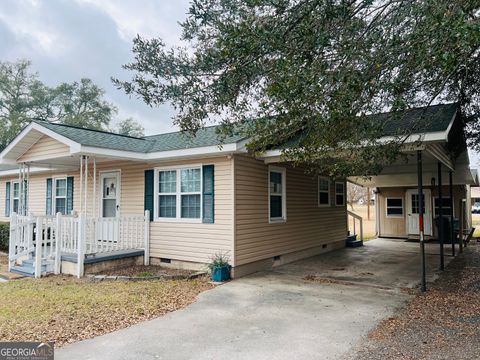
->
[46,178,53,215]
[202,165,214,223]
[5,182,11,217]
[144,170,154,221]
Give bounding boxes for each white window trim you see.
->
[385,197,404,218]
[433,197,453,217]
[318,176,330,207]
[11,180,20,215]
[335,181,345,207]
[53,177,68,215]
[268,166,287,223]
[153,164,203,223]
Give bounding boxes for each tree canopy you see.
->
[0,60,144,151]
[114,0,480,177]
[115,117,145,137]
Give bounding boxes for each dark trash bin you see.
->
[435,216,457,244]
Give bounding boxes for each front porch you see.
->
[8,211,150,278]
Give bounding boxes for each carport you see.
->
[350,104,478,291]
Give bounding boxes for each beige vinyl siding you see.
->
[17,135,70,162]
[234,155,347,266]
[72,157,233,264]
[1,156,234,265]
[0,174,49,222]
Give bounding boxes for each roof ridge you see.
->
[143,124,222,138]
[32,119,147,141]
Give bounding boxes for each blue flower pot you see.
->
[211,265,231,282]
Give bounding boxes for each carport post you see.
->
[449,171,455,256]
[417,151,426,292]
[438,162,444,270]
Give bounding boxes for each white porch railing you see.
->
[9,210,150,278]
[347,210,364,241]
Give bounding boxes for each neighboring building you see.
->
[1,103,478,277]
[472,186,480,205]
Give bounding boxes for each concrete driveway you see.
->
[57,238,452,360]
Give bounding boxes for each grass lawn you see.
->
[0,263,213,346]
[348,204,377,240]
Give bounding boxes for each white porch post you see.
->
[77,214,85,278]
[84,156,88,217]
[34,217,43,278]
[144,210,150,265]
[93,157,97,217]
[54,212,62,275]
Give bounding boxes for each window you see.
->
[156,167,202,221]
[12,181,20,213]
[386,198,403,217]
[434,197,452,217]
[318,177,330,207]
[54,178,67,215]
[11,181,28,215]
[411,194,425,214]
[269,167,286,222]
[335,182,345,206]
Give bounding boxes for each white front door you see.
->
[406,189,432,236]
[99,172,121,242]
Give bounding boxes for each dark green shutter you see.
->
[46,178,53,215]
[5,182,11,217]
[202,165,214,224]
[144,170,154,221]
[66,176,74,215]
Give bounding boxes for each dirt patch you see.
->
[347,242,480,360]
[0,275,213,347]
[100,265,197,278]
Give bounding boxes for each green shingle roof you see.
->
[371,103,457,137]
[32,103,456,154]
[33,121,245,153]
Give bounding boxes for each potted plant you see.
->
[208,252,231,282]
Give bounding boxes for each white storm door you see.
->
[100,172,121,242]
[406,189,432,236]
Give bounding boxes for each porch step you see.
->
[10,258,54,277]
[346,234,357,243]
[10,265,35,277]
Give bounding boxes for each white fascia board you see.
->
[77,142,244,161]
[0,122,82,163]
[0,166,53,177]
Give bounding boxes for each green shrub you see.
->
[0,222,8,252]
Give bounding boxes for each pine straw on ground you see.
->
[0,255,7,273]
[0,275,213,347]
[348,242,480,360]
[101,264,197,277]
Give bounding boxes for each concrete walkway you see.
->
[57,238,453,360]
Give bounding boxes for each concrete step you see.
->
[346,240,364,248]
[346,234,357,243]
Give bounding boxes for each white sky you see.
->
[0,0,478,168]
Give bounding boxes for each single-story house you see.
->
[0,103,477,278]
[471,186,480,205]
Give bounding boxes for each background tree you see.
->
[346,182,368,211]
[0,60,118,151]
[115,117,145,137]
[114,0,480,177]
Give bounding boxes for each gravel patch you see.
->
[346,242,480,360]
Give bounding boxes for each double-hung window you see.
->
[12,181,20,213]
[335,182,345,206]
[386,198,404,217]
[318,177,330,207]
[269,166,286,222]
[54,178,67,215]
[157,167,202,221]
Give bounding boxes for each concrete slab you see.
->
[56,238,452,360]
